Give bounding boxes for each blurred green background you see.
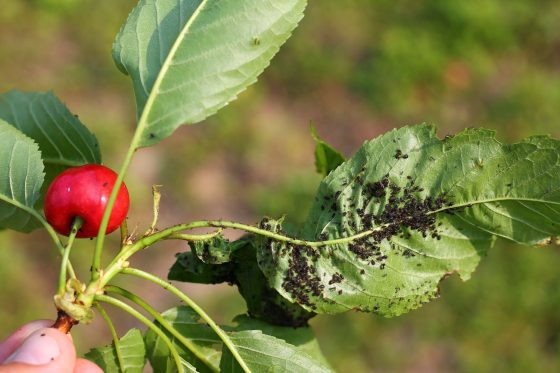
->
[1,0,560,371]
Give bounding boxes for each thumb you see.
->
[1,327,76,373]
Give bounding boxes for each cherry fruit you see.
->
[44,165,130,238]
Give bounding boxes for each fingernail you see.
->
[4,330,60,365]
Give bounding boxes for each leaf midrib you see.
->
[431,196,560,215]
[135,0,210,146]
[229,334,330,372]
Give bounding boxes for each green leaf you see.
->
[255,124,560,316]
[145,306,220,373]
[0,90,101,188]
[219,330,332,373]
[0,120,44,232]
[145,307,331,373]
[227,315,332,369]
[311,126,345,177]
[113,0,307,147]
[85,329,146,373]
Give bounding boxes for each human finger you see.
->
[0,320,52,363]
[0,327,76,373]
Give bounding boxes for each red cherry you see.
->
[44,165,130,238]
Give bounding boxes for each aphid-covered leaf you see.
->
[311,126,345,177]
[228,241,315,327]
[85,329,146,373]
[0,90,101,189]
[0,120,44,232]
[189,234,238,264]
[169,239,314,327]
[113,0,307,148]
[256,124,560,316]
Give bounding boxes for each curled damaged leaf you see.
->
[254,124,560,316]
[170,237,314,327]
[230,240,315,327]
[169,251,234,284]
[188,234,239,265]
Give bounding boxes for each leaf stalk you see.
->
[119,268,251,373]
[57,217,83,294]
[95,303,126,373]
[105,285,219,372]
[94,294,185,373]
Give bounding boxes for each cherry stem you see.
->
[120,219,129,248]
[57,217,83,295]
[95,303,126,372]
[51,310,78,334]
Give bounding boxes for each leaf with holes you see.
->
[113,0,307,147]
[84,328,146,373]
[0,120,44,232]
[0,90,101,189]
[255,124,560,316]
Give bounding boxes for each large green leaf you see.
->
[144,306,221,373]
[85,329,146,373]
[255,124,560,316]
[227,315,332,369]
[0,120,44,232]
[219,330,332,373]
[144,307,331,373]
[0,90,101,188]
[113,0,307,147]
